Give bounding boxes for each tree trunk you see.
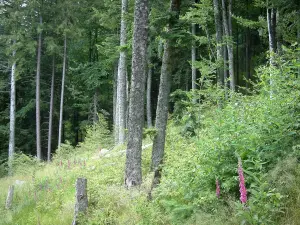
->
[221,0,235,91]
[36,15,42,160]
[116,0,128,144]
[151,0,180,179]
[5,185,14,209]
[236,24,239,87]
[297,10,300,77]
[223,44,228,97]
[58,35,67,147]
[147,52,152,128]
[267,7,276,63]
[267,7,276,98]
[8,40,16,175]
[47,56,55,162]
[93,88,99,123]
[113,61,118,142]
[245,27,250,88]
[72,178,88,225]
[125,0,149,188]
[213,0,223,85]
[191,23,196,90]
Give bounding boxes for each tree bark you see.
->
[47,56,55,162]
[58,35,67,147]
[191,23,196,90]
[297,10,300,77]
[125,0,149,188]
[213,0,223,85]
[93,88,99,123]
[245,27,250,88]
[5,185,14,209]
[221,0,235,91]
[267,7,276,63]
[36,15,42,160]
[8,40,16,175]
[116,0,128,144]
[151,0,180,174]
[113,61,118,143]
[146,51,152,128]
[72,178,88,225]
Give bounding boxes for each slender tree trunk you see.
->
[58,35,67,147]
[245,27,250,88]
[8,40,16,175]
[47,56,55,162]
[276,10,282,55]
[221,0,235,91]
[113,62,118,142]
[267,7,276,98]
[191,23,196,90]
[116,0,128,144]
[267,8,276,62]
[236,24,239,87]
[93,88,99,123]
[36,15,42,160]
[125,0,149,188]
[297,11,300,78]
[223,44,228,97]
[151,0,181,184]
[213,0,224,85]
[147,51,152,128]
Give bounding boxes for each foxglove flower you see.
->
[238,159,247,204]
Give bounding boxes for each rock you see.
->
[15,180,26,186]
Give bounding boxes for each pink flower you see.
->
[216,179,220,198]
[238,159,247,204]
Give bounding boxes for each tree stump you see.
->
[72,178,88,225]
[6,185,14,209]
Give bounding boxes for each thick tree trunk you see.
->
[221,0,235,91]
[8,40,16,174]
[116,0,128,144]
[72,178,88,225]
[125,0,149,188]
[58,35,67,147]
[213,0,223,85]
[147,52,152,128]
[36,16,42,160]
[191,23,196,90]
[151,0,180,178]
[47,56,55,162]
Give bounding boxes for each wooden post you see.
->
[6,185,14,209]
[72,178,88,225]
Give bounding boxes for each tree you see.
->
[36,15,42,160]
[47,56,55,162]
[191,22,197,90]
[116,0,128,144]
[221,0,234,91]
[125,0,149,188]
[151,0,181,187]
[146,48,152,128]
[58,34,67,148]
[213,0,223,85]
[8,40,16,174]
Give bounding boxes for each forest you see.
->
[0,0,300,224]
